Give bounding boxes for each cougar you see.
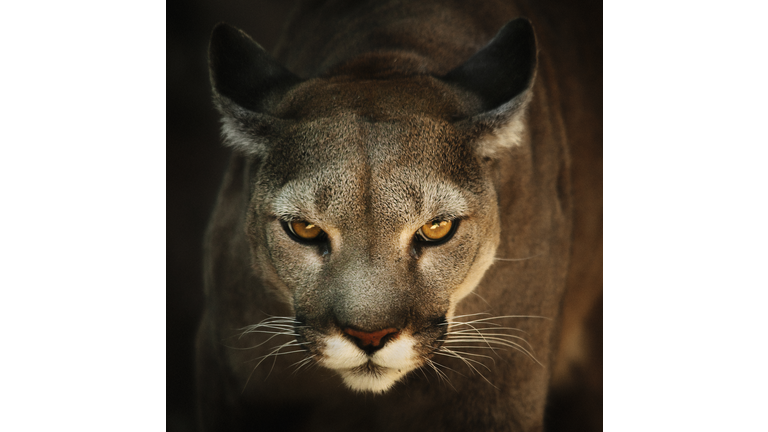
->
[196,1,602,430]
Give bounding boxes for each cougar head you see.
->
[208,19,537,393]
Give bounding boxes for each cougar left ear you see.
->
[442,18,537,158]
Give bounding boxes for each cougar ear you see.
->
[443,18,537,158]
[209,23,302,156]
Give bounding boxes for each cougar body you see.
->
[197,1,602,431]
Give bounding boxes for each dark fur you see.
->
[197,1,601,431]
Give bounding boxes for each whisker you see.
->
[435,349,491,372]
[417,365,430,381]
[452,315,551,323]
[448,321,501,329]
[444,312,493,322]
[440,312,550,366]
[442,338,542,366]
[267,350,280,379]
[442,337,525,347]
[447,320,498,356]
[251,349,306,368]
[241,318,297,324]
[253,313,300,322]
[288,356,310,368]
[442,340,533,359]
[424,359,445,383]
[235,315,302,333]
[430,358,466,378]
[236,330,296,338]
[443,337,519,347]
[437,348,498,389]
[425,359,457,391]
[438,349,496,363]
[234,323,299,339]
[243,341,295,392]
[238,324,299,334]
[245,340,303,366]
[237,324,296,330]
[265,344,307,379]
[240,330,295,338]
[290,356,315,375]
[245,324,299,331]
[436,345,506,352]
[227,334,303,350]
[256,317,297,320]
[448,326,530,335]
[469,291,494,308]
[445,332,535,351]
[222,327,291,342]
[241,323,297,329]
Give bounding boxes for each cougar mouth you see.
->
[298,316,449,393]
[334,356,415,393]
[347,360,394,381]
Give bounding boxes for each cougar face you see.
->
[198,4,602,428]
[242,77,502,392]
[208,17,537,394]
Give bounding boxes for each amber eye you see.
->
[416,220,454,242]
[288,221,325,241]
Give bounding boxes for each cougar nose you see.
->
[343,327,400,354]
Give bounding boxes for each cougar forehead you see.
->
[272,74,480,121]
[254,77,491,227]
[253,111,494,267]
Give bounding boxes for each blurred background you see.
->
[167,2,298,431]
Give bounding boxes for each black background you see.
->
[167,2,298,431]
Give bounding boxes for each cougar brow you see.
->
[271,180,322,221]
[418,181,469,221]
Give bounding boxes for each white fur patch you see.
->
[338,366,407,393]
[477,114,527,158]
[372,336,418,370]
[475,90,533,159]
[220,116,268,157]
[321,336,368,370]
[319,334,420,393]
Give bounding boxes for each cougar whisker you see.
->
[436,347,498,389]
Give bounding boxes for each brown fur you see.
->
[197,1,601,431]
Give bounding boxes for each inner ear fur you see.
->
[209,23,302,156]
[208,20,537,158]
[442,18,538,159]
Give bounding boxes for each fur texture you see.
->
[196,1,601,431]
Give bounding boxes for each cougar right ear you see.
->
[209,23,301,112]
[209,23,302,156]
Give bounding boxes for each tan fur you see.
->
[197,1,601,431]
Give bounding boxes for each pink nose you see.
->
[343,327,400,348]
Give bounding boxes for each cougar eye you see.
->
[415,220,457,244]
[284,220,326,242]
